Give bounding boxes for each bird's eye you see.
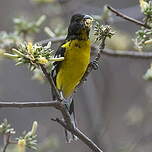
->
[74,18,82,22]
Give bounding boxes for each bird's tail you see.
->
[64,99,78,143]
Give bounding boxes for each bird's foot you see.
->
[90,60,99,70]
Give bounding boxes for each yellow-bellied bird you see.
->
[52,14,93,142]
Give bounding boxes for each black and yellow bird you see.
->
[51,14,93,142]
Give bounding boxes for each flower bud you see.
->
[139,0,149,12]
[17,139,26,152]
[37,56,48,64]
[25,121,38,138]
[145,39,152,45]
[27,42,34,54]
[30,121,38,136]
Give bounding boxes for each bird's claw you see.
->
[90,60,99,70]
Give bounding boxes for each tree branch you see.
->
[52,118,103,152]
[2,133,11,152]
[0,101,59,108]
[107,5,151,29]
[93,46,152,59]
[0,100,102,152]
[0,99,103,152]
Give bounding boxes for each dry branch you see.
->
[107,5,151,29]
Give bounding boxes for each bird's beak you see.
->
[83,15,93,28]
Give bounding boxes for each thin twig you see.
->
[107,5,151,29]
[0,100,74,129]
[0,101,59,108]
[3,142,9,152]
[100,47,152,59]
[2,133,11,152]
[52,118,103,152]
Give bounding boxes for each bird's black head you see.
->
[66,14,93,40]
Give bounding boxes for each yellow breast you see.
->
[56,39,91,98]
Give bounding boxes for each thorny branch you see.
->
[107,5,151,29]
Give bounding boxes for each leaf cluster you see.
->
[143,1,152,18]
[0,119,15,135]
[17,133,37,150]
[134,27,152,50]
[94,22,115,42]
[0,119,38,151]
[134,0,152,50]
[5,42,52,69]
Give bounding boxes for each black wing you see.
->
[51,43,66,99]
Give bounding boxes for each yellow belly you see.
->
[56,40,91,98]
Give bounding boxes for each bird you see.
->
[51,14,93,142]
